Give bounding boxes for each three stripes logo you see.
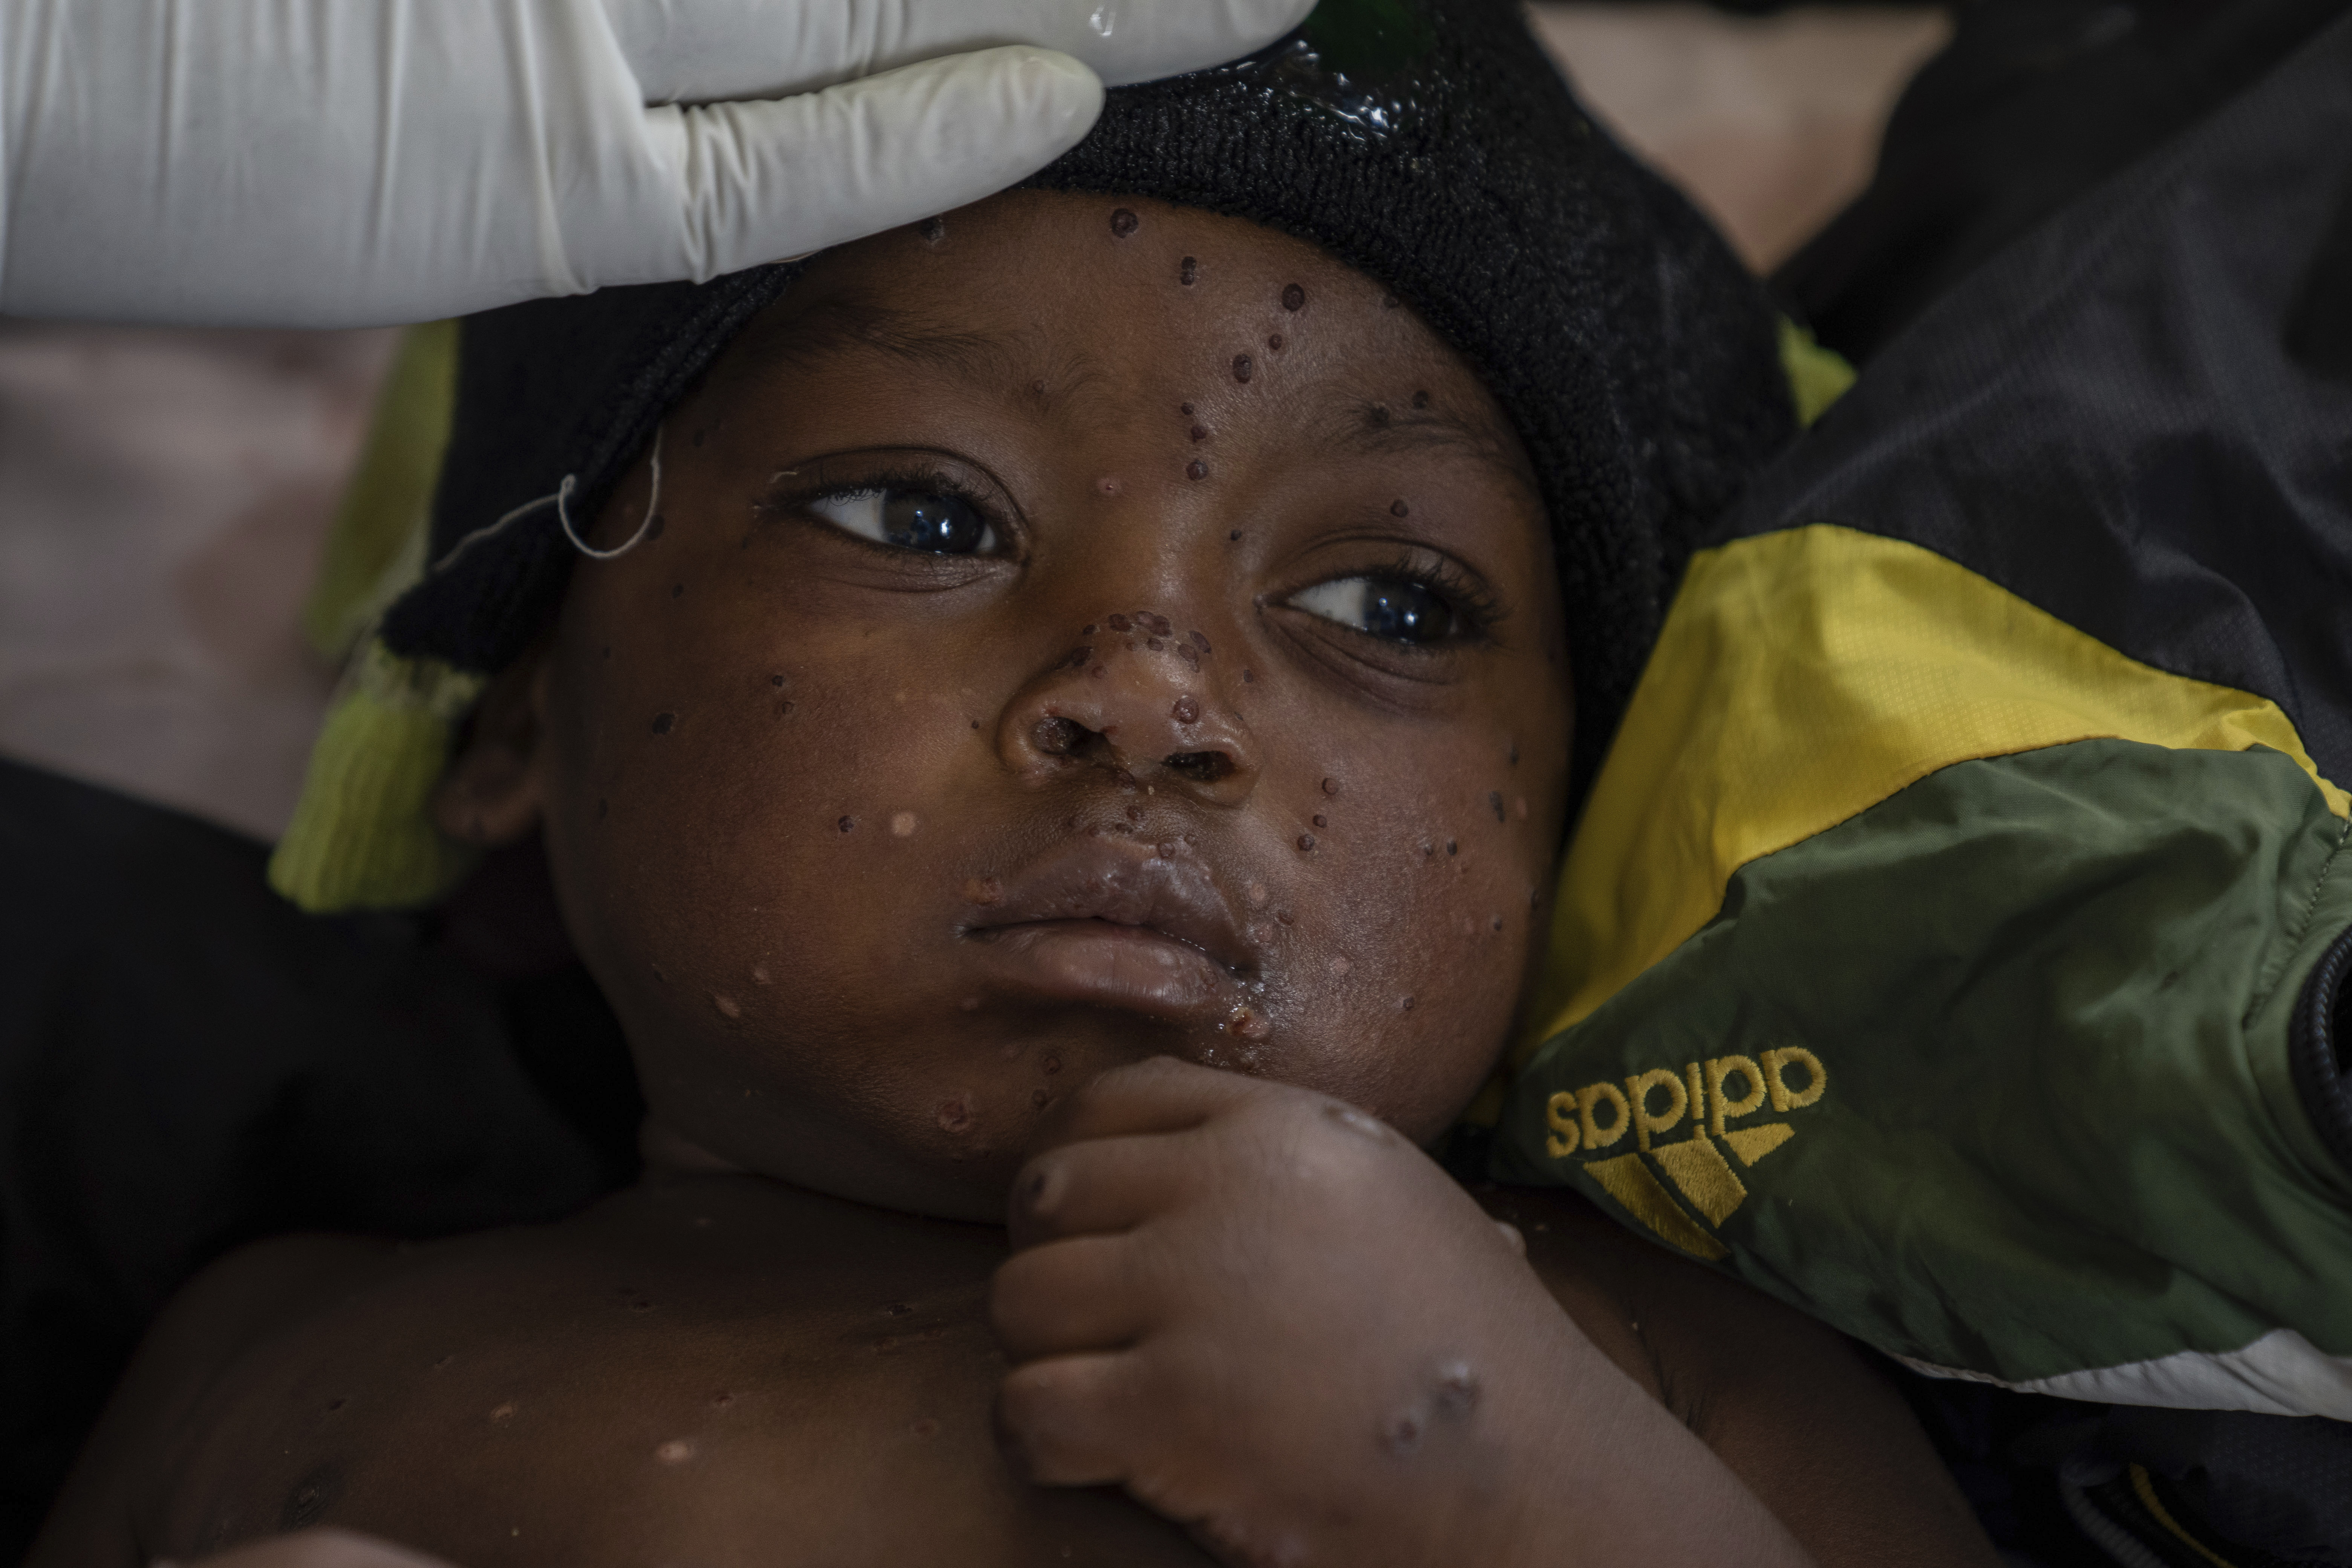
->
[1542,1049,1826,1260]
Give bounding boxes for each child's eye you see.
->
[1288,576,1456,644]
[808,487,999,556]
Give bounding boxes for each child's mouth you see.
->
[958,838,1259,1023]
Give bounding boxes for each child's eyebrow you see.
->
[735,293,1039,388]
[1317,397,1534,492]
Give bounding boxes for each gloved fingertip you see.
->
[970,46,1105,145]
[990,45,1106,112]
[998,44,1104,88]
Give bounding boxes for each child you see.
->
[31,3,2000,1565]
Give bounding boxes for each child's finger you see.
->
[990,1233,1153,1361]
[995,1350,1149,1487]
[1006,1129,1205,1247]
[1028,1053,1269,1153]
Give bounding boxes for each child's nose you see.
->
[1000,623,1257,806]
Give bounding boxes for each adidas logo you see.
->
[1542,1049,1826,1260]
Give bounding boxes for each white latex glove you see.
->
[0,0,1315,328]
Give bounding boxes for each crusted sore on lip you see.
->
[960,839,1255,1021]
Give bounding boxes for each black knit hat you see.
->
[381,0,1793,795]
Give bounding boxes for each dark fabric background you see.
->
[0,762,640,1563]
[1777,0,2352,363]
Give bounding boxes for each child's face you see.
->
[462,192,1572,1220]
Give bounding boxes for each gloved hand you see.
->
[0,0,1314,328]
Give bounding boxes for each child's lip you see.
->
[958,837,1257,1016]
[963,922,1239,1021]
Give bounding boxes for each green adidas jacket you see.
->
[1496,14,2352,1419]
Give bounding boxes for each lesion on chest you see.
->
[149,1269,1204,1568]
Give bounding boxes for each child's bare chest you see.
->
[140,1181,1207,1568]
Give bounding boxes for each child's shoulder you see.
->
[29,1230,398,1568]
[36,1176,1209,1568]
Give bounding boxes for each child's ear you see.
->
[433,642,553,848]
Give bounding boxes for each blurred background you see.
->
[0,3,1953,844]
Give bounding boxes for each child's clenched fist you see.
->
[991,1057,1818,1568]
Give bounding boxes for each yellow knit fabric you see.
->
[268,644,485,911]
[270,322,477,913]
